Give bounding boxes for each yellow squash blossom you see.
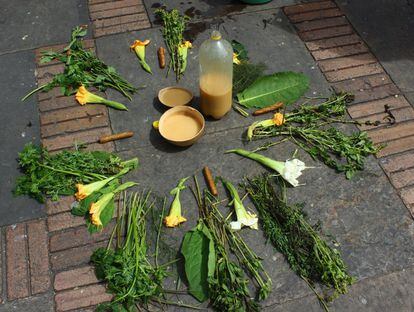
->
[178,41,192,74]
[75,176,117,201]
[247,112,286,140]
[75,85,128,110]
[130,39,152,74]
[233,52,241,65]
[89,192,115,227]
[164,177,188,227]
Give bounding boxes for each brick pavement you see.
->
[1,1,414,311]
[284,0,414,217]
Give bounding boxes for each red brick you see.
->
[38,87,63,102]
[401,186,414,205]
[333,74,393,92]
[41,115,109,138]
[284,1,336,15]
[27,220,51,294]
[89,0,138,13]
[312,42,369,60]
[46,196,75,215]
[377,136,414,158]
[390,168,414,189]
[324,63,384,82]
[83,142,116,153]
[42,127,112,151]
[306,34,363,51]
[318,53,377,72]
[36,64,64,79]
[295,16,348,32]
[6,224,29,300]
[38,95,79,112]
[51,241,108,271]
[380,151,414,173]
[356,107,414,131]
[48,212,86,232]
[94,19,151,37]
[93,13,148,28]
[352,85,401,104]
[49,222,114,252]
[89,0,111,4]
[90,5,145,20]
[347,97,410,119]
[368,121,414,144]
[299,25,353,41]
[54,266,99,291]
[288,8,343,23]
[55,284,112,311]
[40,105,107,125]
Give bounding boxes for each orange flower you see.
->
[272,113,285,126]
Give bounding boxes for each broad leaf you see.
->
[200,224,216,278]
[237,71,309,108]
[181,222,215,302]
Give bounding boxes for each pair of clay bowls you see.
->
[157,87,205,147]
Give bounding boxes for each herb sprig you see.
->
[155,9,190,81]
[23,26,137,101]
[14,143,137,202]
[245,175,355,310]
[248,93,383,178]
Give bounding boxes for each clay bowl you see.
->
[158,87,193,108]
[158,106,205,147]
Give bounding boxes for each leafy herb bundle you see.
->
[23,26,137,101]
[181,177,271,311]
[245,175,355,310]
[14,143,137,202]
[92,192,168,311]
[155,9,190,81]
[248,93,382,178]
[231,40,267,96]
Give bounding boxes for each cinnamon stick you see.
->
[99,131,134,144]
[203,166,218,196]
[252,102,283,116]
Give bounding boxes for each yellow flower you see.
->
[75,176,116,201]
[272,113,285,126]
[164,177,188,228]
[75,85,128,110]
[164,214,187,228]
[178,41,192,74]
[89,193,115,227]
[130,39,152,74]
[233,53,241,65]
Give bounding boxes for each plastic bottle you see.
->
[199,30,233,119]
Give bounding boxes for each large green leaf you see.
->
[181,222,215,302]
[237,71,309,108]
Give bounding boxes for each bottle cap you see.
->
[211,30,222,41]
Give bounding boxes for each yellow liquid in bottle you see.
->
[200,72,232,119]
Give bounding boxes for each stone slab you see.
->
[337,0,414,94]
[0,292,54,312]
[96,10,330,152]
[144,0,298,25]
[0,0,90,54]
[0,51,44,226]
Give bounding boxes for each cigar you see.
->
[99,131,134,144]
[158,47,166,69]
[252,102,283,116]
[203,166,218,196]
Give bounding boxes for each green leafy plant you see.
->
[181,176,271,311]
[244,175,355,311]
[237,71,309,108]
[181,221,216,302]
[22,26,137,101]
[92,192,167,311]
[14,143,138,202]
[155,8,191,81]
[247,93,383,178]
